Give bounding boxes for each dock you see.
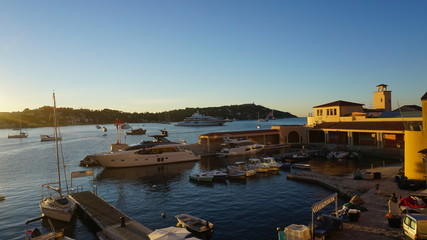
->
[69,191,152,240]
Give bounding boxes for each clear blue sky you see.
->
[1,1,426,117]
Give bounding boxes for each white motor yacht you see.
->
[176,112,225,126]
[217,137,264,157]
[85,135,200,168]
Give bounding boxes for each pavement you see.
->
[326,164,420,240]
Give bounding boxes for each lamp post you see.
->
[418,149,427,188]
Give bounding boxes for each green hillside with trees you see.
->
[0,103,296,129]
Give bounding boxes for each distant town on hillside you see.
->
[0,103,296,129]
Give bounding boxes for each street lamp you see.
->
[418,148,427,188]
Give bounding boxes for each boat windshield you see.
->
[135,147,180,154]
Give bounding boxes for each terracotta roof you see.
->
[312,121,421,131]
[200,129,279,137]
[313,100,364,108]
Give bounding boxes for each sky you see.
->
[0,1,426,117]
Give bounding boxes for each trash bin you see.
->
[348,209,360,222]
[373,172,381,179]
[387,216,401,228]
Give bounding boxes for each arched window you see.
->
[288,131,300,143]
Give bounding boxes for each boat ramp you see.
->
[69,191,152,240]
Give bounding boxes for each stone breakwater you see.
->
[286,171,373,199]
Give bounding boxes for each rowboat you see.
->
[175,213,214,233]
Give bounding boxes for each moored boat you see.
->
[227,166,246,179]
[292,162,311,170]
[175,213,214,233]
[261,157,282,171]
[8,128,28,138]
[189,173,214,182]
[84,135,200,168]
[234,161,256,177]
[125,128,146,135]
[176,111,225,126]
[39,93,76,223]
[40,134,62,142]
[207,170,228,180]
[25,216,74,240]
[216,137,264,157]
[247,158,270,173]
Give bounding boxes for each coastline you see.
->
[287,164,415,240]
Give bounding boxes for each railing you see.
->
[70,185,97,195]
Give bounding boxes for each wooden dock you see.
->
[69,191,152,240]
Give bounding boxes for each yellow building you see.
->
[404,92,427,180]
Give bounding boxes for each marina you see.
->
[0,116,417,239]
[0,118,356,240]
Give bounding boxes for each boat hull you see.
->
[189,175,214,182]
[176,122,224,126]
[88,150,200,168]
[39,196,76,223]
[175,214,214,233]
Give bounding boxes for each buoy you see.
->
[152,185,157,188]
[161,212,166,218]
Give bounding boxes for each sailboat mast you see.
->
[52,92,62,194]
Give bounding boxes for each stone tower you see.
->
[373,84,392,112]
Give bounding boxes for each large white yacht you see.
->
[217,137,264,157]
[176,112,226,126]
[85,135,200,168]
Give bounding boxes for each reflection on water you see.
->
[97,161,196,182]
[97,161,197,192]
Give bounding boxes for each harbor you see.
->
[0,117,390,240]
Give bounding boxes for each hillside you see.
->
[0,103,296,128]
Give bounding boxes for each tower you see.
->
[373,84,392,112]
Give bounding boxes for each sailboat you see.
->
[8,115,28,138]
[39,93,76,222]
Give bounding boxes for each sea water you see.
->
[0,118,390,240]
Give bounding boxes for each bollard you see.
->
[375,183,380,194]
[120,216,125,227]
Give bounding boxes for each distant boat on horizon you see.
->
[176,112,226,127]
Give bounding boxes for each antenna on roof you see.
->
[396,100,408,130]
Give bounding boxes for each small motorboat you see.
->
[227,166,246,179]
[25,216,74,240]
[247,158,270,173]
[175,213,214,233]
[189,173,214,182]
[207,170,228,180]
[292,163,311,170]
[234,161,256,177]
[261,157,282,171]
[125,128,147,135]
[40,134,62,142]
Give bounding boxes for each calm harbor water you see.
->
[0,118,395,240]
